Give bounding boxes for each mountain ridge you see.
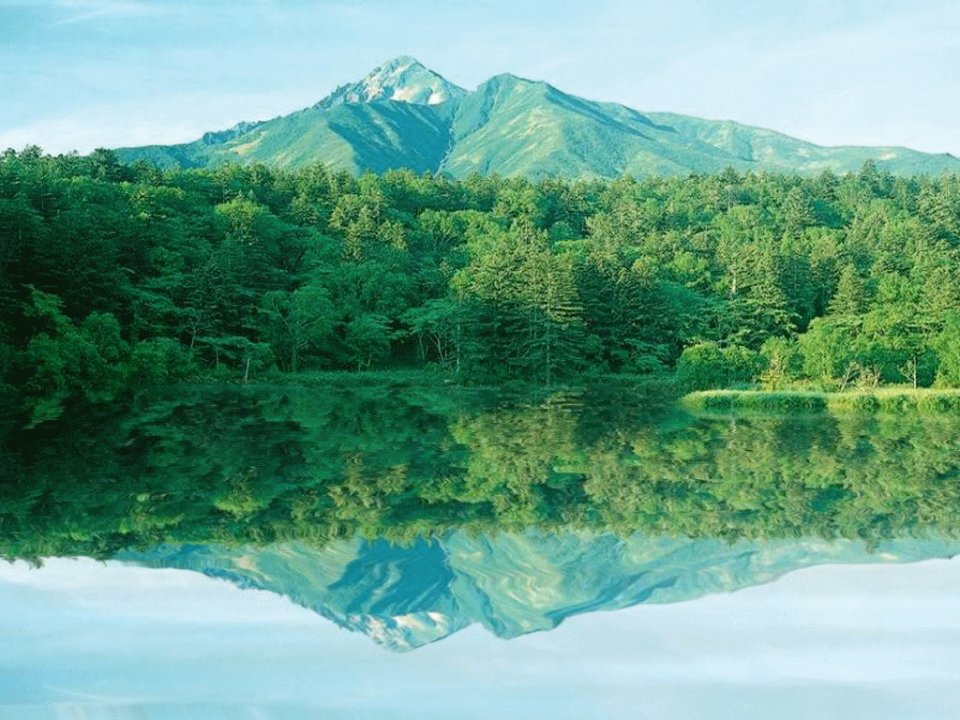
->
[121,531,960,652]
[115,56,960,178]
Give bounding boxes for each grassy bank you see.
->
[682,388,960,414]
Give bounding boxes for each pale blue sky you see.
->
[0,0,958,155]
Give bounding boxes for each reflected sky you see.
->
[2,556,960,720]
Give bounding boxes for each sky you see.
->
[2,556,960,719]
[0,0,958,156]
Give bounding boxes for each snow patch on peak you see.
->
[378,55,420,71]
[318,56,466,109]
[345,610,466,652]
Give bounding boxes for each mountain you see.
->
[317,55,466,109]
[121,531,960,652]
[115,57,960,178]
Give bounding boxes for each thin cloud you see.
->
[51,0,167,24]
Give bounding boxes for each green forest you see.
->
[2,147,960,423]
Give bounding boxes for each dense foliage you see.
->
[4,385,960,559]
[2,148,960,422]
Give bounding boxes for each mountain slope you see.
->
[443,74,758,177]
[206,101,453,173]
[115,57,960,178]
[122,531,960,651]
[647,111,960,175]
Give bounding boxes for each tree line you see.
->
[2,147,960,421]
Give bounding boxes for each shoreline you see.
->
[682,388,960,413]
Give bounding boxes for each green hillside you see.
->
[207,101,453,173]
[120,102,453,173]
[649,111,960,175]
[115,56,960,178]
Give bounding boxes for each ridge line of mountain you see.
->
[115,55,960,178]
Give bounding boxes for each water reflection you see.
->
[4,384,960,561]
[2,555,959,719]
[123,531,960,650]
[3,384,960,715]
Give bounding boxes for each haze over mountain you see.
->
[123,532,960,652]
[115,56,960,178]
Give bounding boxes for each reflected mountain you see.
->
[123,532,960,651]
[5,383,960,651]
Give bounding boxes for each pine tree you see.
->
[828,265,868,317]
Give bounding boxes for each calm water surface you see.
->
[2,384,959,718]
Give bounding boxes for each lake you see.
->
[2,383,959,718]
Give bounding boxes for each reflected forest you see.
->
[4,384,960,560]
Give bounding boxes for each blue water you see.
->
[2,554,959,719]
[5,390,960,717]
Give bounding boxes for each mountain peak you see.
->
[319,56,466,109]
[378,55,422,71]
